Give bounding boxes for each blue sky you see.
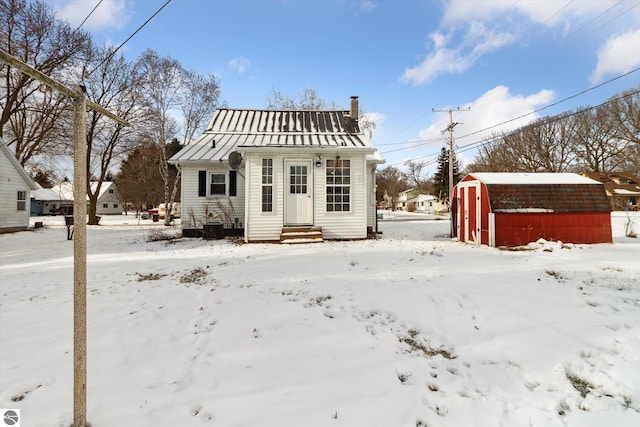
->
[51,0,640,173]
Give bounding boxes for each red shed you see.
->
[452,173,612,247]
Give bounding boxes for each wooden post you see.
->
[72,88,88,427]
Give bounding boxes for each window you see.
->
[17,191,26,211]
[103,203,108,209]
[113,203,118,209]
[108,188,114,193]
[290,165,307,194]
[210,173,226,195]
[326,159,350,212]
[262,159,273,212]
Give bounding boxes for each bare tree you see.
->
[267,87,339,110]
[137,49,220,225]
[610,87,640,147]
[74,46,145,224]
[376,165,408,209]
[137,49,183,225]
[180,70,220,144]
[571,105,626,172]
[404,160,431,193]
[267,87,376,137]
[0,0,91,163]
[467,132,518,172]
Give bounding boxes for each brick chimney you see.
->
[350,96,359,122]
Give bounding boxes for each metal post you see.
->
[72,88,88,427]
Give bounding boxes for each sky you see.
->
[49,0,640,172]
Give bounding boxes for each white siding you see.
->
[314,155,368,240]
[366,163,376,229]
[245,156,285,241]
[245,153,369,241]
[180,164,245,231]
[0,149,32,231]
[96,185,123,215]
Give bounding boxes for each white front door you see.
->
[285,160,313,225]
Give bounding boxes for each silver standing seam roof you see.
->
[169,108,375,163]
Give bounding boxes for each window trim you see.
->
[209,173,226,195]
[325,159,351,213]
[17,190,27,211]
[261,158,273,212]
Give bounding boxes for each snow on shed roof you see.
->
[469,172,600,185]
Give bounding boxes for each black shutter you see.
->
[229,170,237,197]
[198,171,206,197]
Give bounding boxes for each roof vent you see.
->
[211,139,216,148]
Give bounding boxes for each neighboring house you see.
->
[395,188,420,211]
[46,181,124,215]
[395,190,445,213]
[412,194,439,213]
[0,139,37,233]
[169,96,385,242]
[30,184,73,215]
[453,172,612,247]
[581,171,640,211]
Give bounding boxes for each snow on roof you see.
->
[469,172,600,185]
[31,184,70,201]
[613,188,640,195]
[170,108,378,163]
[45,181,117,201]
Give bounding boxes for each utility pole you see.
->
[0,48,128,427]
[432,107,469,236]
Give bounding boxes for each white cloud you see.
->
[401,23,514,85]
[359,1,377,13]
[54,0,129,31]
[443,0,624,27]
[591,28,640,82]
[413,86,555,162]
[228,57,251,74]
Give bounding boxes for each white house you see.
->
[46,181,124,215]
[30,184,73,215]
[413,194,439,213]
[169,96,385,242]
[0,139,37,233]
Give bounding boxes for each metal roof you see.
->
[170,108,375,163]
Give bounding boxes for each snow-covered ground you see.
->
[1,212,639,427]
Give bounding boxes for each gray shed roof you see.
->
[170,108,375,163]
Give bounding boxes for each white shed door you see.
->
[285,160,313,225]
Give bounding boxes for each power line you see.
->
[381,65,640,162]
[75,0,103,32]
[85,0,173,79]
[456,87,640,155]
[387,86,640,169]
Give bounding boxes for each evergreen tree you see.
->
[432,147,461,206]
